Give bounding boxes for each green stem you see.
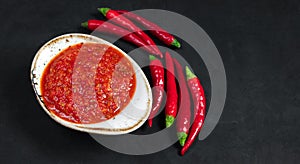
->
[171,39,181,48]
[185,66,196,80]
[98,8,110,16]
[177,132,188,146]
[81,22,88,28]
[149,55,157,61]
[165,115,175,128]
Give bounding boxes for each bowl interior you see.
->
[30,33,152,135]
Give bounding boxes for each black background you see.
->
[0,0,299,163]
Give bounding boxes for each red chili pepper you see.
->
[98,8,163,58]
[81,20,158,56]
[165,52,178,127]
[173,58,191,146]
[181,66,206,156]
[116,10,181,48]
[148,55,165,127]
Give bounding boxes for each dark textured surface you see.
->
[0,0,299,163]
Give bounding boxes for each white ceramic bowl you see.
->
[30,33,152,135]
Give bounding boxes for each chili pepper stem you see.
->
[98,7,110,16]
[185,66,196,80]
[177,132,188,146]
[165,115,175,127]
[149,55,157,61]
[171,39,181,48]
[81,22,88,28]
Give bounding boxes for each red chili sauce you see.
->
[41,43,136,124]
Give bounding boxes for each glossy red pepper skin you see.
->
[81,20,158,55]
[181,66,206,156]
[116,10,181,48]
[148,55,164,127]
[165,52,178,127]
[99,8,163,58]
[173,58,191,146]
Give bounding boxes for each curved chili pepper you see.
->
[173,58,191,146]
[98,8,163,58]
[81,20,157,55]
[116,10,181,48]
[165,52,178,127]
[181,66,206,156]
[148,55,164,127]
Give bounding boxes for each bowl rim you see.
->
[30,33,152,135]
